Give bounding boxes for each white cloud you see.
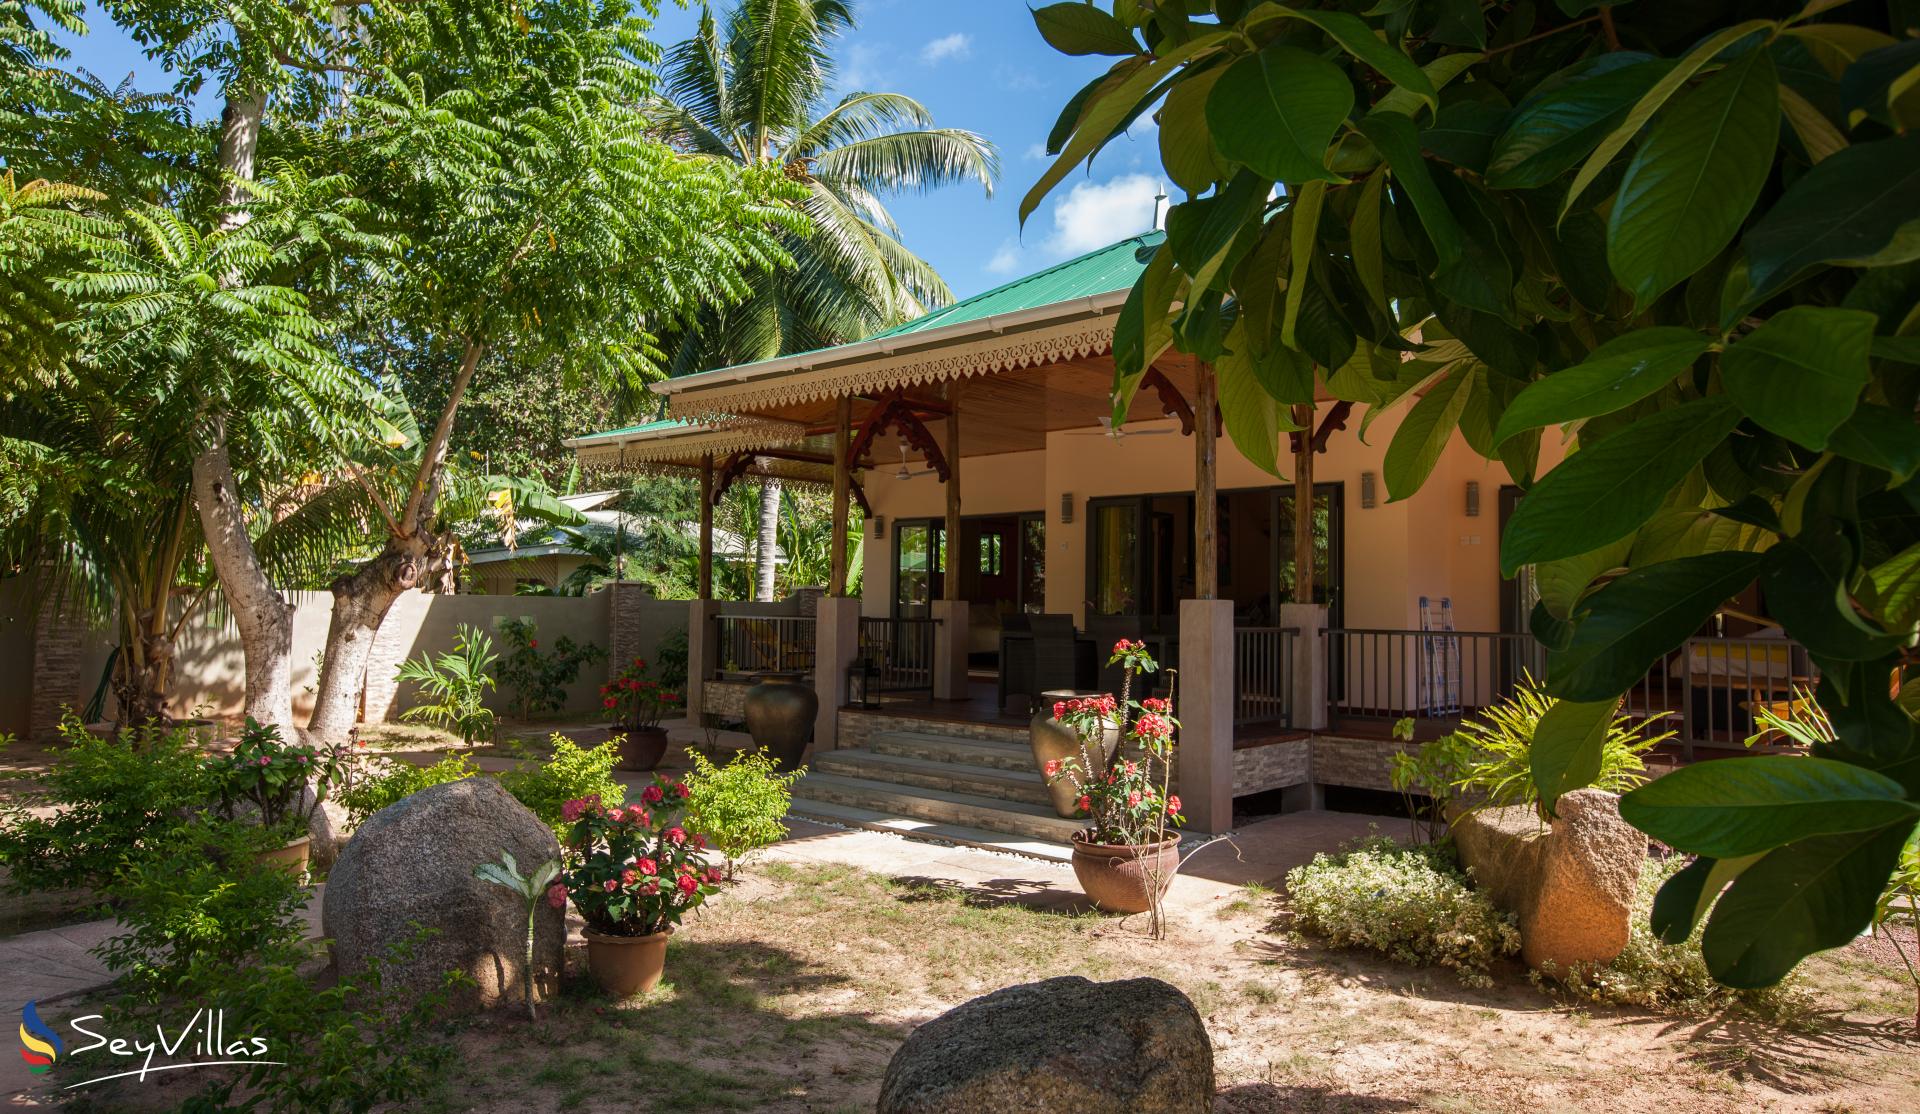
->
[1024,142,1050,161]
[920,32,972,64]
[1046,173,1164,256]
[995,64,1046,92]
[985,240,1024,276]
[840,42,888,90]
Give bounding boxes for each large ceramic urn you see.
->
[1029,689,1121,819]
[744,672,818,771]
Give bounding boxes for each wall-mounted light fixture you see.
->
[1060,493,1075,524]
[1465,480,1481,518]
[871,514,886,539]
[1360,472,1377,509]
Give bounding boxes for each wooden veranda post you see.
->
[1291,404,1314,604]
[1194,361,1219,601]
[698,453,714,600]
[831,396,851,597]
[944,398,961,602]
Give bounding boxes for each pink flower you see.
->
[1052,700,1067,719]
[641,785,664,804]
[529,639,538,649]
[602,878,618,892]
[1142,696,1169,713]
[1114,639,1132,655]
[603,696,618,709]
[691,833,707,850]
[621,869,639,886]
[258,755,270,766]
[1043,758,1062,778]
[642,880,659,895]
[705,867,724,885]
[1127,791,1142,807]
[545,883,567,909]
[676,875,698,895]
[1166,794,1182,816]
[666,827,686,846]
[674,783,690,799]
[606,807,624,823]
[1075,795,1091,813]
[636,857,658,876]
[561,797,592,823]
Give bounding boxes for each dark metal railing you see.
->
[1633,636,1817,759]
[713,615,815,679]
[858,617,939,693]
[1325,628,1546,722]
[1233,626,1298,727]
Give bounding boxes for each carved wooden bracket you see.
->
[1139,367,1196,436]
[847,391,950,482]
[1287,400,1355,456]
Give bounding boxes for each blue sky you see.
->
[53,0,1167,301]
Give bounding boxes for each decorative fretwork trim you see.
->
[663,317,1118,421]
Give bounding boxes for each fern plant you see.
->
[1444,677,1671,820]
[394,624,498,746]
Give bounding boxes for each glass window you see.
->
[1277,490,1334,606]
[1020,516,1045,613]
[1092,502,1138,615]
[896,523,930,614]
[979,531,1002,576]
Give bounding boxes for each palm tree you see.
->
[654,0,998,599]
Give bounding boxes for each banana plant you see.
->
[474,849,562,1022]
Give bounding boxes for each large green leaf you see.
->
[1620,756,1918,859]
[1649,853,1763,945]
[1700,821,1917,987]
[1486,56,1670,189]
[1280,179,1325,349]
[1491,327,1710,446]
[1216,322,1303,477]
[1719,305,1873,450]
[1349,171,1388,312]
[1031,3,1140,56]
[1500,396,1743,574]
[1245,6,1437,110]
[1742,135,1920,301]
[1159,65,1231,193]
[1383,363,1474,501]
[1560,19,1775,222]
[1531,699,1617,818]
[1607,47,1780,311]
[1534,536,1634,619]
[1545,551,1764,701]
[1864,541,1920,631]
[1356,112,1462,272]
[1759,529,1908,662]
[1208,44,1352,184]
[1830,404,1920,485]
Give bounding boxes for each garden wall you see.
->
[1,584,692,740]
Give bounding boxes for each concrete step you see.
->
[814,748,1052,807]
[867,729,1036,773]
[785,799,1072,862]
[792,772,1084,844]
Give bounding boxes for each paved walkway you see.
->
[0,809,1378,1015]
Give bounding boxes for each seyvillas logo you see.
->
[14,1003,283,1089]
[18,1001,63,1074]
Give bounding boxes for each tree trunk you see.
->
[189,85,299,732]
[192,418,295,729]
[754,475,780,602]
[305,537,431,743]
[305,339,487,744]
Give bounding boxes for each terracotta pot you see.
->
[1069,832,1181,914]
[744,672,818,772]
[1029,689,1121,818]
[616,726,670,771]
[254,835,312,876]
[584,926,672,998]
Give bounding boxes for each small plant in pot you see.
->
[212,717,347,874]
[555,777,722,998]
[600,656,682,771]
[1046,640,1185,933]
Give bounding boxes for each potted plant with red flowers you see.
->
[213,717,348,874]
[554,776,722,997]
[600,656,683,771]
[1045,641,1186,930]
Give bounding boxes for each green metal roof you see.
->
[866,230,1163,341]
[571,417,692,443]
[576,231,1163,443]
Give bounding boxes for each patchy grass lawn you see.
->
[415,861,1917,1114]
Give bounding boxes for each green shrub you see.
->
[0,717,215,894]
[492,616,606,719]
[336,753,479,827]
[496,733,625,835]
[1397,678,1670,821]
[1540,855,1810,1020]
[685,747,804,878]
[395,623,499,745]
[92,816,309,1004]
[1286,835,1519,987]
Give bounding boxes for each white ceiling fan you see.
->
[1067,416,1178,440]
[878,440,939,481]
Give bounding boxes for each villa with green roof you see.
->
[565,234,1792,854]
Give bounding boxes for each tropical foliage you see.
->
[394,624,500,746]
[1030,1,1920,989]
